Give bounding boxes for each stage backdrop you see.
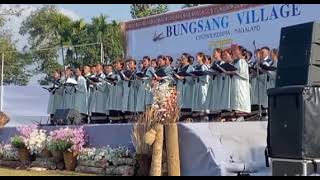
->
[125,4,320,60]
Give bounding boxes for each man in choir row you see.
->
[249,47,278,118]
[46,45,278,124]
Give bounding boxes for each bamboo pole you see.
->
[165,123,181,176]
[149,123,164,176]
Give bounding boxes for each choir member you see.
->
[267,48,279,90]
[257,47,272,109]
[83,65,92,78]
[174,53,194,121]
[135,56,155,112]
[245,50,253,62]
[47,69,63,122]
[250,49,261,111]
[151,58,158,69]
[205,55,212,65]
[155,55,174,84]
[165,56,175,81]
[219,49,233,117]
[206,48,223,118]
[91,65,97,76]
[165,56,174,67]
[123,58,137,121]
[88,63,108,121]
[192,52,210,121]
[175,58,182,71]
[62,67,76,110]
[74,67,89,122]
[230,46,251,117]
[107,59,125,123]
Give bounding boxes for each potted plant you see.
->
[11,135,31,163]
[48,126,87,171]
[11,126,50,164]
[47,139,65,163]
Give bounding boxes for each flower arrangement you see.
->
[11,126,47,155]
[0,144,19,161]
[48,126,87,152]
[151,81,180,124]
[26,129,47,155]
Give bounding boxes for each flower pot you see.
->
[51,150,63,163]
[63,151,78,171]
[18,147,31,163]
[136,154,152,176]
[38,149,52,158]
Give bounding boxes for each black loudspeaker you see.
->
[276,21,320,87]
[267,86,320,159]
[52,109,83,125]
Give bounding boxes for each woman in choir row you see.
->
[47,45,278,123]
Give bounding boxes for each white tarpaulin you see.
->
[126,4,320,60]
[1,86,49,126]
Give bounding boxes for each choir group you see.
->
[46,45,279,123]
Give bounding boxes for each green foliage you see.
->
[19,5,71,83]
[20,6,126,84]
[47,139,72,152]
[0,35,33,86]
[0,6,32,86]
[10,135,25,149]
[130,4,169,19]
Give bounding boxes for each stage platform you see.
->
[0,121,270,176]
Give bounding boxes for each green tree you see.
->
[182,4,201,9]
[20,5,126,85]
[0,5,32,86]
[19,5,71,84]
[130,4,169,19]
[0,35,33,86]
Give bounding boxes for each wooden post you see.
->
[149,123,164,176]
[165,123,181,176]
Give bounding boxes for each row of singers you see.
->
[46,45,278,121]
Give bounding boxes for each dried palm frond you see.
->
[131,81,181,155]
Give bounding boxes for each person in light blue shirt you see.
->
[135,56,155,113]
[174,53,194,121]
[206,48,223,121]
[62,67,76,110]
[192,52,210,122]
[73,67,89,122]
[47,69,63,123]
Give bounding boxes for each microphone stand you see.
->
[253,41,262,120]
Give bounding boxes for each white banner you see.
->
[126,4,320,60]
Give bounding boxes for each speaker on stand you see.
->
[268,21,320,176]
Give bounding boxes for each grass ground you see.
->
[0,167,96,176]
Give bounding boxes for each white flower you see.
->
[23,129,47,155]
[0,144,19,161]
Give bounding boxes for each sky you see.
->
[58,4,184,22]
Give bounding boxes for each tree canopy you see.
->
[0,5,32,86]
[130,4,169,19]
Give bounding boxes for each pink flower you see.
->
[48,126,87,152]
